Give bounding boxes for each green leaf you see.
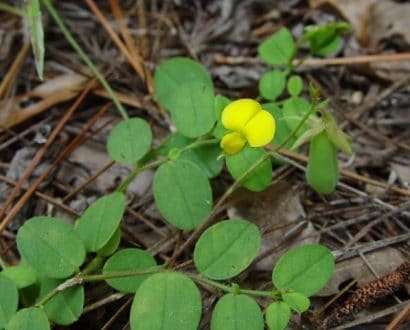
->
[194,219,260,280]
[282,97,310,135]
[303,22,349,56]
[287,75,303,96]
[306,132,339,194]
[226,146,272,192]
[258,28,295,66]
[183,144,224,178]
[322,110,352,155]
[171,81,216,138]
[153,159,212,230]
[97,227,121,257]
[264,104,297,150]
[0,274,18,328]
[154,57,213,112]
[107,118,152,164]
[211,294,264,330]
[17,217,85,278]
[130,273,201,330]
[158,133,223,178]
[282,292,310,313]
[103,248,156,293]
[39,278,84,325]
[75,192,126,252]
[265,302,290,330]
[259,70,287,101]
[272,244,334,297]
[1,263,37,289]
[6,307,49,330]
[26,0,44,80]
[214,95,231,120]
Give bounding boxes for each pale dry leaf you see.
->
[318,247,407,296]
[28,73,87,98]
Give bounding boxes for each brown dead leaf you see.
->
[318,247,407,296]
[0,73,88,131]
[227,181,319,271]
[309,0,410,49]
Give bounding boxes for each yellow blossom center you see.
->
[220,99,276,155]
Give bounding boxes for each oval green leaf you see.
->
[17,217,85,278]
[154,57,213,112]
[153,160,212,230]
[39,278,84,325]
[171,81,216,138]
[1,263,37,289]
[97,227,121,257]
[264,104,297,151]
[272,244,335,297]
[6,307,50,330]
[130,273,201,330]
[282,292,310,313]
[265,302,290,330]
[258,28,295,65]
[103,248,157,293]
[0,274,18,328]
[211,294,264,330]
[306,132,339,194]
[75,192,126,252]
[194,219,260,280]
[226,146,272,192]
[183,144,224,178]
[282,97,310,135]
[107,118,152,165]
[259,70,287,101]
[287,75,303,97]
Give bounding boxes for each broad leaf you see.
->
[153,160,212,230]
[17,217,85,278]
[75,192,126,252]
[272,244,334,297]
[194,219,260,280]
[130,273,201,330]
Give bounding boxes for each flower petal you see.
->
[220,132,246,155]
[243,110,276,147]
[221,99,261,131]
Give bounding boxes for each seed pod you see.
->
[306,132,339,194]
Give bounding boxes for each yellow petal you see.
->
[220,132,246,155]
[221,99,261,131]
[243,110,276,147]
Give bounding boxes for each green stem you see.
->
[41,0,129,120]
[36,265,276,308]
[117,158,167,193]
[0,2,24,16]
[117,138,218,193]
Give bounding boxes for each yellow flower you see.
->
[220,99,276,155]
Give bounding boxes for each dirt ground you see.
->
[0,1,409,329]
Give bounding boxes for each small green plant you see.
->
[0,20,352,330]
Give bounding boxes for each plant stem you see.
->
[35,265,276,308]
[116,158,167,193]
[0,2,24,16]
[117,138,218,193]
[41,0,129,120]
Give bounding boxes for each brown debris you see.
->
[321,261,410,329]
